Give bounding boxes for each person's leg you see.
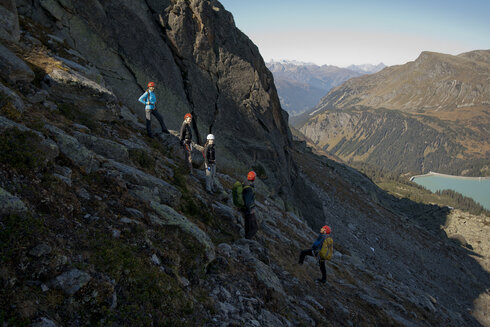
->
[205,165,212,193]
[244,212,251,238]
[211,164,217,191]
[187,144,193,174]
[318,260,327,283]
[299,249,314,264]
[151,110,169,133]
[249,212,258,238]
[145,110,152,137]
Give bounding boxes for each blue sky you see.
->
[219,0,490,66]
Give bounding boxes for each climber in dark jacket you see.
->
[299,225,331,283]
[180,113,193,173]
[242,171,258,239]
[138,81,169,137]
[203,133,217,194]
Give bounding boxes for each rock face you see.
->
[0,186,28,214]
[0,0,20,42]
[23,0,292,192]
[0,43,34,82]
[296,50,490,175]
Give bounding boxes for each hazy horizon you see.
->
[220,0,490,67]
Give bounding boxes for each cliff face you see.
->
[16,0,292,189]
[1,1,489,326]
[296,50,490,175]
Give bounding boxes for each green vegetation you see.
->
[0,128,47,171]
[90,232,202,326]
[129,148,156,171]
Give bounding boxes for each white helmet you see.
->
[207,134,215,140]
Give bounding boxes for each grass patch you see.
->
[0,128,47,171]
[128,148,155,171]
[0,214,44,262]
[0,101,23,122]
[89,233,198,326]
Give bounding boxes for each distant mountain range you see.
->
[294,50,490,176]
[266,60,385,116]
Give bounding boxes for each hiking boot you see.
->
[316,278,326,284]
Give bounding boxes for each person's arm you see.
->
[203,144,209,167]
[138,92,148,105]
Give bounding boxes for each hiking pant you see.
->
[205,163,216,192]
[244,211,258,239]
[299,249,326,281]
[145,109,169,135]
[183,142,193,172]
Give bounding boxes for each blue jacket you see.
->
[312,233,327,254]
[138,91,156,110]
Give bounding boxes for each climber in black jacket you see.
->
[180,113,193,173]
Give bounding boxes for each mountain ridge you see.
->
[297,50,490,176]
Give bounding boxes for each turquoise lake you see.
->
[412,175,490,210]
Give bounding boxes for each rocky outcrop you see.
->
[0,186,28,214]
[150,201,215,264]
[0,43,34,82]
[0,0,20,42]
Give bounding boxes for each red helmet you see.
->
[147,82,155,87]
[184,113,192,119]
[247,171,256,181]
[321,225,331,234]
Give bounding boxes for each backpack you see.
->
[319,237,333,260]
[232,181,251,209]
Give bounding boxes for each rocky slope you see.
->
[296,50,490,175]
[266,61,365,116]
[0,1,489,326]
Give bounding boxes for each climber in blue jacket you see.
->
[299,225,331,283]
[138,81,169,137]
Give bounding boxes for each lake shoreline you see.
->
[410,171,490,182]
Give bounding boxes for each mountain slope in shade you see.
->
[297,50,490,176]
[266,61,364,116]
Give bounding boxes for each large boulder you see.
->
[44,124,99,173]
[73,131,130,164]
[102,159,181,207]
[0,116,60,162]
[150,201,215,264]
[0,187,28,215]
[48,268,92,295]
[0,0,20,42]
[0,81,24,112]
[0,43,34,83]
